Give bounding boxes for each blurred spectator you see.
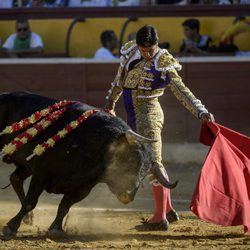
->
[209,16,250,53]
[239,0,250,3]
[220,16,250,45]
[0,0,13,8]
[1,17,44,57]
[179,18,211,54]
[157,0,187,4]
[44,0,66,6]
[26,0,66,7]
[216,0,233,4]
[111,0,140,6]
[26,0,44,6]
[188,0,199,3]
[12,0,31,7]
[66,0,149,6]
[12,0,30,7]
[94,30,118,59]
[67,0,110,6]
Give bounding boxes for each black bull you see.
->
[0,92,177,237]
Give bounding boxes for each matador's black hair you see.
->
[136,25,159,47]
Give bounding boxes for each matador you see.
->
[104,25,215,231]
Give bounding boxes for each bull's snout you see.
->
[117,185,139,204]
[117,192,133,204]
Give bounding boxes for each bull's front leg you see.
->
[2,175,45,237]
[10,165,33,225]
[48,185,93,236]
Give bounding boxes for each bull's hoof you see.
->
[23,212,34,225]
[2,226,16,237]
[47,229,66,238]
[2,155,14,164]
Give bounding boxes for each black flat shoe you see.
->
[167,209,179,223]
[134,218,169,231]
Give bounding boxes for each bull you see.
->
[0,91,177,237]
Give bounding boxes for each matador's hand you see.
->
[200,112,215,122]
[104,100,116,116]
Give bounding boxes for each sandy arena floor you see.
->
[0,162,249,249]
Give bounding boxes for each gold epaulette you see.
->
[120,40,137,56]
[155,49,182,72]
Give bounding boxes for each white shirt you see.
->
[2,32,44,49]
[0,0,13,8]
[94,47,117,59]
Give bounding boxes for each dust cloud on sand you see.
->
[0,208,249,250]
[0,162,249,249]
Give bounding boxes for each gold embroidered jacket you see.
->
[106,41,208,118]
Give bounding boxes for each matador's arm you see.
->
[105,41,137,110]
[105,64,124,109]
[167,69,208,119]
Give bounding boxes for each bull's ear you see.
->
[125,130,157,145]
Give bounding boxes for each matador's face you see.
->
[138,44,159,60]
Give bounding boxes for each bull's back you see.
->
[0,92,129,183]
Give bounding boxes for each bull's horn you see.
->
[125,130,157,145]
[150,164,178,189]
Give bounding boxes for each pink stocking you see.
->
[149,173,174,223]
[165,173,173,214]
[148,184,167,223]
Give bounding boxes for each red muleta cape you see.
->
[190,122,250,234]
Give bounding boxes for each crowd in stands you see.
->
[0,0,249,7]
[178,17,250,55]
[92,17,250,59]
[0,16,249,58]
[158,0,249,4]
[0,0,143,7]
